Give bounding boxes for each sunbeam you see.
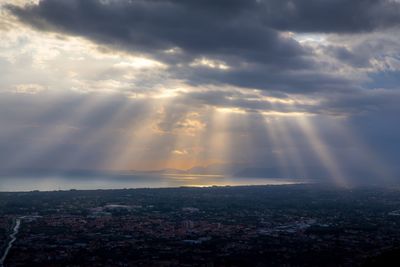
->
[272,117,308,179]
[2,93,109,170]
[263,116,292,178]
[296,116,348,186]
[205,107,234,173]
[325,119,396,185]
[105,99,163,171]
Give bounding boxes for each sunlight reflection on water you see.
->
[0,174,309,192]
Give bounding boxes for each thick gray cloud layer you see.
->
[10,0,399,93]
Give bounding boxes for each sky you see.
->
[0,0,400,185]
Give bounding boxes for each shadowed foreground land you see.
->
[1,184,400,266]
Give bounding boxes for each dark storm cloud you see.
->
[178,63,358,93]
[6,0,400,94]
[6,0,365,94]
[261,0,400,33]
[7,0,306,60]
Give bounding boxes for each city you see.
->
[1,184,400,266]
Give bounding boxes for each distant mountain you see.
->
[128,169,186,175]
[186,164,231,175]
[234,167,282,178]
[128,165,231,175]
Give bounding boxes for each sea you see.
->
[0,173,308,192]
